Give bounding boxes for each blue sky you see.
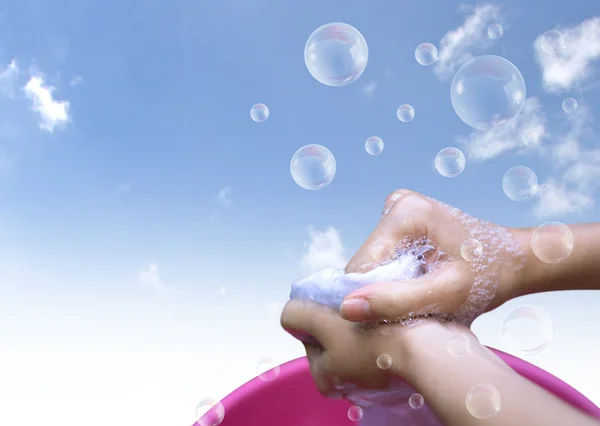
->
[0,1,599,425]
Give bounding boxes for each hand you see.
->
[340,189,525,325]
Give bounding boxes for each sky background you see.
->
[0,0,599,425]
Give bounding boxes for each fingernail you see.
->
[340,298,372,320]
[381,192,405,217]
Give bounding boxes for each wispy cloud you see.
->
[23,75,70,132]
[300,226,346,273]
[361,81,377,97]
[534,17,600,92]
[434,4,502,80]
[117,182,133,194]
[138,263,165,293]
[0,60,19,97]
[69,75,84,87]
[217,187,233,207]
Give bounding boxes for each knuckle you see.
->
[389,192,433,218]
[382,189,412,214]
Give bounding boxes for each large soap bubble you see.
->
[450,55,526,131]
[290,144,336,190]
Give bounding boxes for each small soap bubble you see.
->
[501,305,553,355]
[540,30,565,55]
[415,43,438,66]
[348,405,364,421]
[396,104,415,122]
[521,129,541,146]
[290,144,336,190]
[460,238,483,262]
[250,103,269,122]
[376,353,393,370]
[409,393,425,409]
[304,22,368,87]
[196,398,225,426]
[446,333,472,357]
[488,23,504,39]
[531,221,574,264]
[365,136,384,155]
[451,55,526,131]
[502,166,538,201]
[256,357,280,381]
[465,385,501,419]
[435,147,466,178]
[370,238,395,263]
[562,97,578,114]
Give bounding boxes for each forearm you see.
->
[395,322,599,426]
[511,223,600,298]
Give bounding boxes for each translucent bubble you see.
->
[415,43,438,66]
[196,398,225,426]
[460,238,483,262]
[348,405,363,421]
[450,55,526,131]
[290,144,336,190]
[531,221,574,264]
[365,136,384,155]
[488,23,504,39]
[396,104,415,122]
[256,358,280,381]
[540,30,565,55]
[446,333,472,357]
[465,384,501,419]
[502,166,538,201]
[521,129,541,146]
[501,305,554,355]
[562,97,578,114]
[409,393,425,409]
[370,238,395,263]
[304,22,368,87]
[250,103,269,122]
[376,353,393,370]
[435,147,466,177]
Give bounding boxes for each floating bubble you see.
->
[196,398,225,426]
[435,147,466,178]
[415,43,438,66]
[465,384,501,419]
[446,333,472,357]
[531,221,574,264]
[488,23,504,39]
[370,238,395,263]
[460,238,483,262]
[376,353,393,370]
[348,405,364,421]
[450,55,526,131]
[521,129,541,146]
[409,393,425,409]
[304,22,368,87]
[540,30,565,55]
[396,104,415,122]
[502,166,538,201]
[250,103,269,122]
[256,358,280,381]
[501,305,553,355]
[562,97,578,114]
[365,136,384,155]
[290,144,336,190]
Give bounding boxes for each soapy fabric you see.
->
[289,250,443,426]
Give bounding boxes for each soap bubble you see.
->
[502,166,538,201]
[562,97,578,114]
[196,398,225,426]
[304,22,368,87]
[250,103,269,122]
[540,30,565,55]
[488,23,504,39]
[415,43,438,66]
[465,385,501,419]
[531,221,574,264]
[290,144,336,190]
[370,238,395,263]
[376,353,393,370]
[365,136,384,155]
[435,147,466,178]
[450,55,526,131]
[460,238,483,262]
[256,357,280,381]
[348,405,363,421]
[501,305,553,355]
[396,104,415,122]
[409,393,425,409]
[446,333,472,357]
[521,129,541,146]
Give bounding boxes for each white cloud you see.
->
[299,226,346,272]
[217,187,232,207]
[361,81,377,97]
[69,75,84,87]
[138,263,165,292]
[0,60,19,97]
[434,4,502,80]
[23,75,70,132]
[534,17,600,92]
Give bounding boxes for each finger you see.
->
[303,344,333,396]
[280,300,346,347]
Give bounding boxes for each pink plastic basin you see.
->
[198,349,600,426]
